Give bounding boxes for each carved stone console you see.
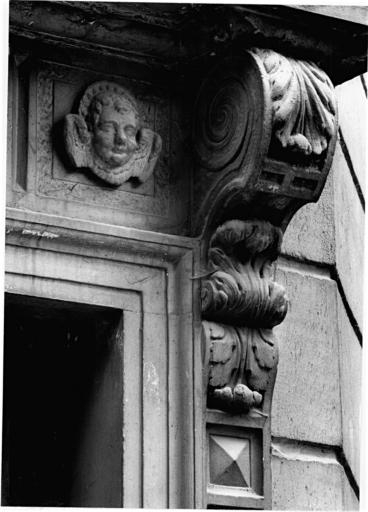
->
[202,220,284,413]
[194,48,338,509]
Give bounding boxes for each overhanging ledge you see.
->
[9,2,368,85]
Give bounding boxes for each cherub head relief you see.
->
[63,82,162,186]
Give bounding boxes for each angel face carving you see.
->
[63,82,162,186]
[90,95,139,167]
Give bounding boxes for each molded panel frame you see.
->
[5,207,203,508]
[207,423,264,506]
[6,46,191,236]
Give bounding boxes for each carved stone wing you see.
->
[63,114,91,168]
[131,128,162,183]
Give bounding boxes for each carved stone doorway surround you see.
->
[4,208,201,508]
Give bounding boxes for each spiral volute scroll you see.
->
[193,55,264,172]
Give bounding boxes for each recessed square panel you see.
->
[37,61,170,216]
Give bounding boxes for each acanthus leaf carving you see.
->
[203,321,279,413]
[202,220,286,414]
[202,220,288,328]
[63,81,162,186]
[255,48,336,159]
[192,49,338,239]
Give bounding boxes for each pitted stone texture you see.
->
[338,296,362,484]
[336,76,366,194]
[272,266,341,446]
[333,142,365,332]
[282,169,335,265]
[272,452,344,510]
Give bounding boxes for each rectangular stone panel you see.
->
[37,61,168,211]
[273,264,342,446]
[7,56,190,235]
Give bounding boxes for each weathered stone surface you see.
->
[333,142,365,331]
[258,49,336,158]
[338,296,362,483]
[10,3,368,85]
[272,265,341,445]
[342,475,359,511]
[271,442,344,511]
[282,169,335,264]
[336,76,366,194]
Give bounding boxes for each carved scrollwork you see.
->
[63,81,162,186]
[192,49,338,239]
[193,56,263,172]
[254,49,336,158]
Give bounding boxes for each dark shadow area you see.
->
[2,293,122,507]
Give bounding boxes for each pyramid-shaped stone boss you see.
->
[209,435,251,488]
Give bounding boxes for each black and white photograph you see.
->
[1,2,367,509]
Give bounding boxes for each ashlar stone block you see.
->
[337,296,362,484]
[273,265,341,446]
[336,76,366,195]
[333,142,365,331]
[272,445,345,511]
[282,170,335,265]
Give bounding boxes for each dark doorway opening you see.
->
[2,293,123,507]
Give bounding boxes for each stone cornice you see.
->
[9,2,368,83]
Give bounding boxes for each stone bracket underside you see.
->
[192,48,338,239]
